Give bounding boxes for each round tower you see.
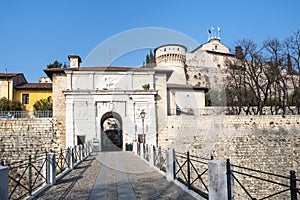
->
[155,44,187,84]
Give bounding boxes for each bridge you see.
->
[1,142,299,200]
[32,151,199,200]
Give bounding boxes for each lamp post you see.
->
[140,110,145,143]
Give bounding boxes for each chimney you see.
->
[68,55,82,68]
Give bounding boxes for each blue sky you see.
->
[0,0,299,82]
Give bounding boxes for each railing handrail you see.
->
[227,159,300,200]
[4,143,91,200]
[0,110,53,118]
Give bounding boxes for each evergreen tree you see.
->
[0,97,23,111]
[33,96,53,111]
[143,49,156,68]
[47,60,63,68]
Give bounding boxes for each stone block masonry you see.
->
[0,118,60,164]
[158,115,300,199]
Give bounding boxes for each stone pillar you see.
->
[79,145,83,161]
[85,143,89,156]
[149,145,155,167]
[166,149,176,181]
[68,147,74,170]
[47,153,56,185]
[133,142,137,155]
[208,160,233,199]
[87,141,92,154]
[140,143,144,159]
[0,165,8,200]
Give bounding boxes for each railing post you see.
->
[226,159,233,200]
[290,170,297,200]
[0,165,8,200]
[79,145,83,161]
[86,142,90,155]
[149,145,155,167]
[166,149,176,181]
[208,160,229,200]
[60,148,63,169]
[140,143,144,159]
[28,155,33,195]
[47,153,56,185]
[68,147,73,170]
[187,151,191,189]
[85,143,89,157]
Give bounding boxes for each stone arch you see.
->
[100,112,123,151]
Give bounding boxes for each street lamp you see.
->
[140,110,145,143]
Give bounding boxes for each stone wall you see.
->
[0,118,60,164]
[158,115,300,198]
[52,73,67,148]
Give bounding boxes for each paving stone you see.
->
[34,152,197,200]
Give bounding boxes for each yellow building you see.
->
[0,73,27,100]
[0,72,52,113]
[14,83,52,112]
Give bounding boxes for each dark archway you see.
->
[100,112,123,151]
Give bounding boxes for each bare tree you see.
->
[227,39,271,115]
[283,31,300,114]
[263,38,289,115]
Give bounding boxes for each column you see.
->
[0,165,8,200]
[47,153,56,185]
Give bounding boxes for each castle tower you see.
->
[154,44,187,85]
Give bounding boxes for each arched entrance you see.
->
[100,112,123,151]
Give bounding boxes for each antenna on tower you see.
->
[207,28,212,41]
[207,26,221,41]
[217,26,221,39]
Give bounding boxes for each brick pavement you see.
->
[34,151,198,200]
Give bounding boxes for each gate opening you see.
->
[100,112,123,151]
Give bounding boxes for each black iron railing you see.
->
[174,151,213,199]
[7,153,47,199]
[55,148,70,175]
[144,144,150,161]
[73,146,81,163]
[137,143,141,156]
[153,146,167,172]
[226,159,300,200]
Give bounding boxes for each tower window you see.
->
[22,94,29,104]
[215,45,218,50]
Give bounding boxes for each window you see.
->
[22,94,29,104]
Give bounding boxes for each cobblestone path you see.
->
[34,152,197,200]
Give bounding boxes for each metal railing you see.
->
[7,153,47,200]
[144,144,150,161]
[137,143,141,156]
[0,110,53,118]
[174,151,213,199]
[55,148,70,175]
[33,110,53,118]
[3,143,91,199]
[153,146,167,172]
[227,159,300,200]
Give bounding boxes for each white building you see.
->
[45,38,232,151]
